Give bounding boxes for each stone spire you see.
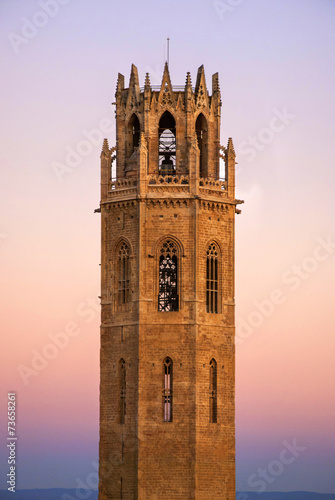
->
[194,65,209,109]
[158,62,175,108]
[115,73,124,98]
[126,64,140,109]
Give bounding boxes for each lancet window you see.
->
[206,242,219,314]
[158,240,178,312]
[118,241,130,306]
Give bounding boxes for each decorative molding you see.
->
[199,177,226,190]
[148,174,189,186]
[146,199,190,209]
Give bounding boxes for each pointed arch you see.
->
[126,113,140,158]
[158,111,176,175]
[209,358,217,423]
[158,238,179,312]
[115,239,131,307]
[163,357,173,422]
[153,233,185,259]
[196,112,208,177]
[206,241,221,313]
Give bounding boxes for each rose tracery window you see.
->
[158,240,178,312]
[206,243,219,314]
[163,357,173,422]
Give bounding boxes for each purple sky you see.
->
[1,0,335,493]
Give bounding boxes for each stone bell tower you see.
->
[98,62,243,499]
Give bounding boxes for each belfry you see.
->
[98,62,242,499]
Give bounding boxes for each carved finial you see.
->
[212,72,220,94]
[227,137,234,150]
[227,137,236,158]
[185,71,192,88]
[102,138,109,154]
[145,72,151,88]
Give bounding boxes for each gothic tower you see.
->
[98,63,243,499]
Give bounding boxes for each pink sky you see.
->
[1,0,335,493]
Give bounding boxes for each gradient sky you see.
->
[1,0,335,494]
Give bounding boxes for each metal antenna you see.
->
[167,37,170,67]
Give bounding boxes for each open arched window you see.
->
[158,240,178,312]
[163,357,173,422]
[127,114,140,157]
[158,111,176,175]
[195,113,208,177]
[117,241,130,306]
[206,242,219,314]
[119,359,126,424]
[209,359,217,423]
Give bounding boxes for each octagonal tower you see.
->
[98,63,243,499]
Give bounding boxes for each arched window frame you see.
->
[209,358,217,423]
[195,112,208,178]
[126,113,140,158]
[206,241,221,314]
[157,238,180,312]
[158,111,176,175]
[162,357,173,422]
[119,358,126,424]
[114,239,131,310]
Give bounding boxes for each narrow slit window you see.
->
[206,243,219,313]
[163,357,173,422]
[209,359,217,423]
[158,240,178,312]
[120,359,126,424]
